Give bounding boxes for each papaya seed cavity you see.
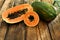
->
[29,15,34,22]
[7,8,28,19]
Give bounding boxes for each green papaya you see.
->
[31,2,57,22]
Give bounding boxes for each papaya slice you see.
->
[2,4,33,24]
[24,11,39,27]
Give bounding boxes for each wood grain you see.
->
[0,21,7,40]
[48,14,60,40]
[0,0,13,16]
[26,27,39,40]
[4,22,26,40]
[0,0,16,40]
[38,21,51,40]
[0,0,5,10]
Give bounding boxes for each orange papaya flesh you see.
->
[2,4,33,24]
[7,8,28,19]
[24,11,39,27]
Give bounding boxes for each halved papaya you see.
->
[2,4,33,24]
[24,11,39,27]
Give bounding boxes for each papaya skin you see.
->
[2,4,33,24]
[31,2,56,22]
[24,11,39,27]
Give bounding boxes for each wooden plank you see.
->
[4,21,50,40]
[26,0,41,4]
[26,27,41,40]
[4,22,26,40]
[48,14,60,40]
[14,0,25,5]
[0,0,14,16]
[41,0,54,4]
[0,0,5,10]
[36,26,42,40]
[0,21,7,40]
[0,0,17,40]
[38,21,51,40]
[0,0,15,40]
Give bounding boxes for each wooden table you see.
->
[0,0,60,40]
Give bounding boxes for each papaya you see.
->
[31,2,57,22]
[24,11,39,27]
[2,4,33,24]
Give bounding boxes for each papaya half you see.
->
[24,11,39,27]
[2,4,33,24]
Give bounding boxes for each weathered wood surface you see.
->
[48,14,60,40]
[0,0,60,40]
